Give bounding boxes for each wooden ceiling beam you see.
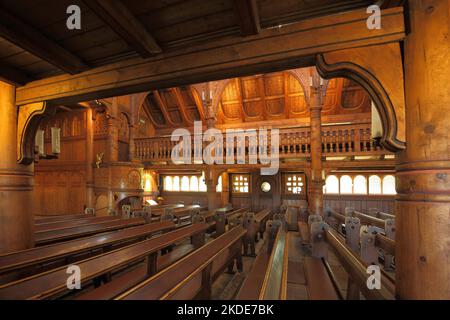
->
[0,62,30,86]
[16,7,405,106]
[189,87,206,122]
[172,88,193,126]
[142,98,165,128]
[0,6,88,74]
[84,0,162,57]
[233,0,260,36]
[152,90,177,126]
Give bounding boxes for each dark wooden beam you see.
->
[152,91,177,126]
[84,0,162,57]
[233,0,260,36]
[0,7,88,74]
[0,62,29,86]
[172,88,193,126]
[16,7,405,106]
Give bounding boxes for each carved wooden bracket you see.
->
[315,43,406,152]
[17,102,48,164]
[288,67,330,106]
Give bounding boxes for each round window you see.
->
[261,182,271,193]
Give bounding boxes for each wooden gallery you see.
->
[0,0,448,300]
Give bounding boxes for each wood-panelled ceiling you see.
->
[140,71,371,129]
[0,0,402,85]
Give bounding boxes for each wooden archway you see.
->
[315,43,406,152]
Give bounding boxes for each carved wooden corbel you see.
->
[315,43,406,152]
[17,102,49,164]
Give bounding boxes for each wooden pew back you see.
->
[117,226,246,300]
[0,221,175,284]
[34,217,146,246]
[0,223,209,300]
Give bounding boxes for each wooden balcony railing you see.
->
[134,123,390,162]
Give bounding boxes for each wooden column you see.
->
[396,0,450,299]
[205,169,218,211]
[221,172,230,206]
[308,74,324,215]
[85,107,95,208]
[0,81,34,253]
[107,97,119,162]
[128,124,136,161]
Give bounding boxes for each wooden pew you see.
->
[259,223,288,300]
[0,221,175,284]
[303,257,341,300]
[240,209,271,256]
[34,217,146,246]
[116,226,246,300]
[171,206,208,225]
[34,213,94,224]
[324,227,395,300]
[74,243,194,300]
[150,204,201,219]
[236,219,282,300]
[326,208,396,270]
[255,209,271,240]
[0,224,209,300]
[353,210,385,229]
[34,216,120,232]
[214,208,249,236]
[307,218,395,300]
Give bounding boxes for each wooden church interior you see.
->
[0,0,448,300]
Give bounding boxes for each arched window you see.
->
[190,176,199,192]
[164,176,173,191]
[199,172,207,192]
[382,175,396,195]
[325,175,339,194]
[144,178,152,192]
[340,175,353,194]
[369,175,382,194]
[216,175,222,192]
[181,176,190,191]
[353,175,367,194]
[172,176,180,191]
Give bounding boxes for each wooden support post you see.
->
[346,277,360,300]
[344,217,361,253]
[199,263,213,299]
[360,226,378,265]
[0,81,34,253]
[147,252,158,276]
[191,231,206,249]
[310,221,328,258]
[204,168,219,211]
[308,71,324,216]
[85,107,95,208]
[396,0,450,299]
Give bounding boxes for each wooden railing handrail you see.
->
[134,122,391,162]
[353,210,386,229]
[375,233,396,255]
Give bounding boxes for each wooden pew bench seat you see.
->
[34,216,120,232]
[0,224,208,300]
[34,217,146,246]
[303,257,340,300]
[235,245,270,299]
[298,222,310,245]
[34,214,94,224]
[0,221,175,284]
[117,226,246,300]
[75,243,195,300]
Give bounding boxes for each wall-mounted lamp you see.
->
[34,127,60,161]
